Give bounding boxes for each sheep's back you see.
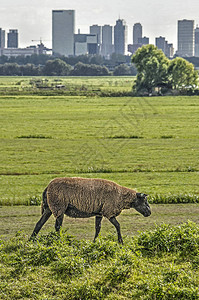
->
[46,177,120,218]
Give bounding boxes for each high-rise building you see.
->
[138,36,149,45]
[52,10,75,56]
[155,36,174,58]
[114,19,127,55]
[133,23,142,44]
[90,25,101,45]
[156,36,166,53]
[195,26,199,57]
[0,28,5,49]
[177,19,195,57]
[7,29,18,48]
[101,25,113,58]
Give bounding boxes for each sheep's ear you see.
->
[136,193,148,199]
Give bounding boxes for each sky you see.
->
[1,0,199,52]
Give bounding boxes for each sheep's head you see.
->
[131,193,151,217]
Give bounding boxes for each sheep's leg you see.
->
[93,216,103,242]
[30,208,52,239]
[55,214,64,232]
[109,216,123,244]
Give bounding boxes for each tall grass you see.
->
[0,222,198,299]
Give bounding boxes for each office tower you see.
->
[133,23,142,44]
[155,36,166,53]
[7,29,18,48]
[90,25,101,45]
[165,42,174,58]
[101,25,113,57]
[0,28,5,49]
[114,19,127,55]
[195,26,199,57]
[138,36,149,45]
[177,19,195,57]
[52,10,75,56]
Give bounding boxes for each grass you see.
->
[1,204,199,240]
[0,86,199,204]
[0,221,199,299]
[0,76,199,299]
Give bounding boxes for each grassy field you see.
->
[0,76,199,299]
[0,77,199,205]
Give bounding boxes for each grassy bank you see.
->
[0,221,199,299]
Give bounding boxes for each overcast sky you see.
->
[1,0,199,51]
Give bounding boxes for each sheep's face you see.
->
[131,193,151,217]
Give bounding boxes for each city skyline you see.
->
[1,0,199,50]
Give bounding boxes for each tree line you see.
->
[0,59,137,76]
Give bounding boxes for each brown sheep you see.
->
[30,177,151,244]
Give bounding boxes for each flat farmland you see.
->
[0,78,199,205]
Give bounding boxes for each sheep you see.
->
[30,177,151,244]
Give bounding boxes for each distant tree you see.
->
[20,64,41,76]
[71,62,110,76]
[113,64,131,76]
[3,63,21,76]
[168,57,198,91]
[132,45,170,93]
[43,59,72,76]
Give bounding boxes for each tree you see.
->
[168,57,198,91]
[71,62,110,76]
[43,59,72,76]
[113,64,131,76]
[132,45,170,93]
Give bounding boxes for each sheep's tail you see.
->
[41,187,48,214]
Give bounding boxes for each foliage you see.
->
[71,62,110,76]
[0,222,199,299]
[43,59,72,76]
[132,45,199,95]
[113,64,131,76]
[168,57,198,91]
[132,45,170,93]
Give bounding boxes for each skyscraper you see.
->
[133,23,142,44]
[0,28,5,49]
[90,25,101,45]
[101,25,113,57]
[195,26,199,57]
[7,29,18,48]
[52,10,75,56]
[177,19,195,57]
[114,19,127,55]
[155,36,166,53]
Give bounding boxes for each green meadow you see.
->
[0,76,199,205]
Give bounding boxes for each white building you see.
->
[177,19,195,57]
[52,10,75,56]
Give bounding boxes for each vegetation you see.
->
[0,222,199,299]
[132,45,199,95]
[0,53,135,76]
